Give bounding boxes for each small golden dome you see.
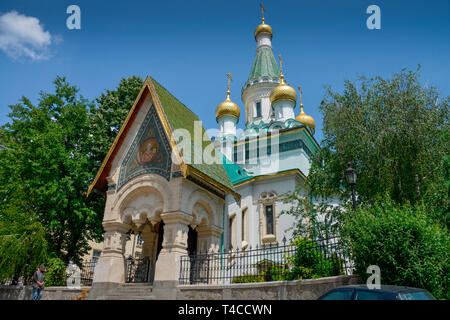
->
[295,104,315,129]
[270,75,297,104]
[216,90,240,120]
[254,22,273,40]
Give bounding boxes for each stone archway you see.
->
[119,187,165,283]
[93,176,170,285]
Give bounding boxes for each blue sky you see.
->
[0,0,449,144]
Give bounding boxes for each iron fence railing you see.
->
[125,256,153,284]
[80,260,97,286]
[179,237,355,285]
[1,257,156,287]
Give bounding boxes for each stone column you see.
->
[196,224,222,284]
[152,212,192,299]
[153,212,191,283]
[92,221,130,284]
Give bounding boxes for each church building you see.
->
[88,10,318,286]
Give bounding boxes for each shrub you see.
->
[328,252,345,276]
[285,238,335,280]
[44,257,67,287]
[341,198,450,299]
[262,266,288,281]
[0,203,48,283]
[231,273,264,283]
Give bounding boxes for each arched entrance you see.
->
[187,225,197,256]
[188,226,199,284]
[156,220,164,259]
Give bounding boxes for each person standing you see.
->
[32,264,46,300]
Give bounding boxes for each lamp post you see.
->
[345,162,357,211]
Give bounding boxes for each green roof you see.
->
[248,47,280,81]
[150,78,236,192]
[220,153,250,185]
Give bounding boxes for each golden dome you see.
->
[295,104,315,129]
[295,85,315,129]
[254,22,273,40]
[216,90,240,120]
[270,74,297,104]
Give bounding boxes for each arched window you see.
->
[228,215,235,250]
[241,208,247,242]
[255,101,262,118]
[259,192,278,245]
[265,205,274,235]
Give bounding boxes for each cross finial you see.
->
[226,73,232,96]
[298,85,304,109]
[260,3,265,23]
[278,54,285,82]
[278,54,283,73]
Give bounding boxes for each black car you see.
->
[317,285,436,300]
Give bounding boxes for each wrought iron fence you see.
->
[125,256,152,283]
[80,260,97,286]
[179,237,355,285]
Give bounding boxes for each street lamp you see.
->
[345,162,357,211]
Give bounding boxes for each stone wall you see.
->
[177,275,359,300]
[0,285,86,300]
[1,274,358,300]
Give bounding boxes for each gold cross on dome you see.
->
[226,73,232,92]
[278,54,283,74]
[260,3,265,23]
[298,85,303,105]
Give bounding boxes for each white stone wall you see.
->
[225,173,307,251]
[241,82,279,125]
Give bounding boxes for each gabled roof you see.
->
[88,76,239,200]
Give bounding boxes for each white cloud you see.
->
[0,10,54,61]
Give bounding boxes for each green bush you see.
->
[231,266,289,283]
[0,203,48,283]
[285,238,335,280]
[328,252,345,276]
[263,266,288,281]
[44,257,67,287]
[341,198,450,299]
[231,273,265,283]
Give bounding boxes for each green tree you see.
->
[341,197,450,299]
[0,75,144,272]
[0,76,103,264]
[283,68,449,294]
[0,198,48,283]
[309,67,449,225]
[281,184,343,240]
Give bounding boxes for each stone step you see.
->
[111,291,153,296]
[104,295,156,300]
[104,284,153,299]
[120,283,152,287]
[119,286,152,290]
[118,288,152,292]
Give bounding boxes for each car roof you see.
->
[333,284,428,293]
